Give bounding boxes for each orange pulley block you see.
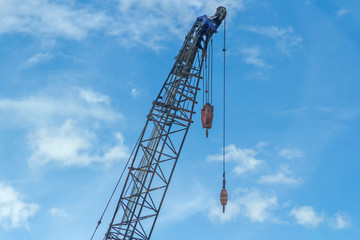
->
[220,188,228,213]
[201,103,214,138]
[220,177,227,213]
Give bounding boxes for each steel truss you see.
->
[104,9,225,240]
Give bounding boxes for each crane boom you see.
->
[104,7,226,240]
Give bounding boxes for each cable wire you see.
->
[211,38,213,104]
[222,19,226,187]
[90,132,143,240]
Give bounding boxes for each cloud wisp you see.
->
[79,89,110,105]
[240,47,270,68]
[290,206,323,227]
[0,0,245,50]
[0,92,121,126]
[241,25,302,55]
[159,183,279,226]
[207,144,263,176]
[112,0,244,49]
[157,180,352,230]
[0,0,109,40]
[238,190,278,223]
[0,182,39,229]
[158,184,211,226]
[208,189,278,224]
[19,52,53,69]
[278,148,304,160]
[330,211,352,230]
[337,8,351,17]
[0,88,129,169]
[259,165,301,186]
[27,120,129,167]
[50,207,69,218]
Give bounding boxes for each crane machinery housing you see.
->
[102,6,227,240]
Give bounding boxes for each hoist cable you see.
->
[222,19,226,186]
[204,52,208,104]
[208,50,210,104]
[211,39,213,104]
[202,61,205,106]
[90,131,143,240]
[207,47,209,103]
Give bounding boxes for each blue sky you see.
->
[0,0,359,239]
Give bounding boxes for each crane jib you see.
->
[103,6,226,240]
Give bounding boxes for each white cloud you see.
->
[131,88,137,98]
[291,207,352,229]
[0,88,121,126]
[160,195,210,225]
[28,119,94,167]
[259,165,301,185]
[79,89,110,104]
[207,144,263,175]
[247,71,269,80]
[208,189,278,224]
[103,133,130,163]
[290,206,323,227]
[0,0,109,40]
[160,184,274,226]
[50,207,69,218]
[255,141,269,149]
[330,211,352,229]
[241,25,302,55]
[158,182,212,226]
[259,172,299,185]
[0,88,129,168]
[0,0,245,50]
[0,182,39,229]
[131,88,144,99]
[130,88,148,98]
[277,106,308,114]
[240,47,270,68]
[239,190,278,223]
[243,25,292,38]
[160,185,278,226]
[161,185,278,225]
[19,52,53,69]
[28,120,129,167]
[160,184,241,225]
[208,199,241,224]
[337,8,351,17]
[278,148,304,159]
[111,0,245,49]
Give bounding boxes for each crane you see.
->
[102,7,227,240]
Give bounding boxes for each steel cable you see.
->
[90,130,144,240]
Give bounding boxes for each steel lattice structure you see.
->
[104,7,226,240]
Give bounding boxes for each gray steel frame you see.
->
[104,13,223,240]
